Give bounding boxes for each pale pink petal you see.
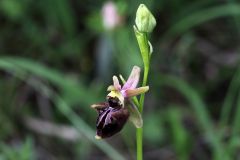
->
[113,76,121,90]
[124,86,149,97]
[122,66,140,90]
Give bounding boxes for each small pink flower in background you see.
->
[101,1,121,30]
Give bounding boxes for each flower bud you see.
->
[135,4,156,33]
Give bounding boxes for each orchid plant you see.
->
[91,4,156,160]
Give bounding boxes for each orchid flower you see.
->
[91,66,149,139]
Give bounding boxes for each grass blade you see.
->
[155,74,230,160]
[163,4,240,39]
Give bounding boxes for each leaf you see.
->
[0,57,100,107]
[163,4,240,39]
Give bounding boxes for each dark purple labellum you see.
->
[96,104,129,138]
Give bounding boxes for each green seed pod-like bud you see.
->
[135,4,156,33]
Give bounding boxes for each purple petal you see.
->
[122,66,140,90]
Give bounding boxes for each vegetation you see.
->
[0,0,240,159]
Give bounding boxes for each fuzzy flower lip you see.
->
[93,103,129,139]
[108,66,149,98]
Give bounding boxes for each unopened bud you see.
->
[135,4,156,33]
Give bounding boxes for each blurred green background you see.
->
[1,0,240,159]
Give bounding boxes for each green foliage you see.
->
[0,0,240,159]
[0,58,125,160]
[0,138,35,160]
[143,113,165,145]
[0,0,25,20]
[164,4,240,39]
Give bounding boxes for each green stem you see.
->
[134,24,151,160]
[136,66,149,160]
[136,128,143,160]
[136,47,150,160]
[139,66,149,113]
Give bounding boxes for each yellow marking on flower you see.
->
[107,90,124,107]
[107,85,116,91]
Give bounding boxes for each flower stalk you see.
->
[134,4,156,160]
[91,4,156,160]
